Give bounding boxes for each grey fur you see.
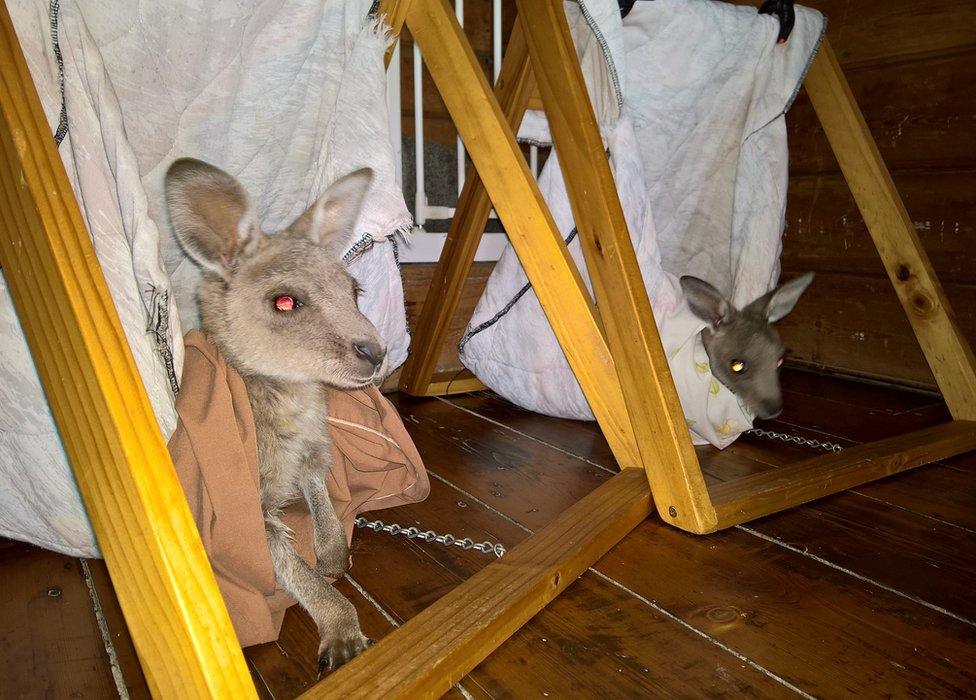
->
[165,158,386,671]
[680,273,814,420]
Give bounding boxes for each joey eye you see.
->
[274,294,302,312]
[730,360,747,374]
[353,282,364,299]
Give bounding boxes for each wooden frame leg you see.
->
[387,0,646,469]
[397,22,534,397]
[517,0,715,534]
[804,41,976,421]
[0,5,255,696]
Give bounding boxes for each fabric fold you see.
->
[169,330,428,647]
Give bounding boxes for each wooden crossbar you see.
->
[304,468,652,699]
[711,420,976,529]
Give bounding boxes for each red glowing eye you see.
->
[275,295,295,311]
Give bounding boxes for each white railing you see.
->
[387,0,540,263]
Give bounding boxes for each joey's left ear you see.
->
[289,168,374,248]
[750,272,815,323]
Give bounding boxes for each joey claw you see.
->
[316,653,331,680]
[758,0,795,43]
[317,631,371,678]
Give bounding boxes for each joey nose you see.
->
[353,340,386,368]
[757,400,783,420]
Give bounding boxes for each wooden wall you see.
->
[398,0,976,389]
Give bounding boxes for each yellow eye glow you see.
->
[730,360,745,373]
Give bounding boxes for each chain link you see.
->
[745,427,844,453]
[355,429,838,559]
[354,517,506,558]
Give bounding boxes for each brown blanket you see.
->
[168,330,428,647]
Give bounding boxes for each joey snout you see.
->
[348,338,387,383]
[753,397,783,420]
[352,339,386,370]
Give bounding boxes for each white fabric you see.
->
[461,0,825,449]
[1,0,411,557]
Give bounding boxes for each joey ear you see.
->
[750,272,815,323]
[164,158,260,279]
[681,276,733,327]
[290,168,374,249]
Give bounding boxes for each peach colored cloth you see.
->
[168,330,428,647]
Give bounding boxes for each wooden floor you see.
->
[2,369,975,698]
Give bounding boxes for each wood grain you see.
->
[328,458,786,697]
[732,0,976,67]
[750,494,976,620]
[0,543,118,698]
[398,21,534,396]
[711,420,976,527]
[600,518,976,698]
[782,172,976,282]
[804,41,976,420]
[518,0,713,533]
[85,559,152,699]
[397,389,976,697]
[0,5,254,696]
[778,273,976,389]
[401,261,494,376]
[245,580,401,698]
[788,51,976,175]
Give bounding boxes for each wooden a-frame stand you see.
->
[1,0,974,697]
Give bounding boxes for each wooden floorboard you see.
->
[3,369,975,697]
[0,542,119,698]
[343,472,791,697]
[407,376,976,696]
[747,495,976,622]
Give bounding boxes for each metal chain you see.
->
[745,427,844,454]
[355,430,839,559]
[354,516,506,558]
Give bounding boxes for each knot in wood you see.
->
[910,291,936,318]
[705,605,741,624]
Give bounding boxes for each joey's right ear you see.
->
[164,158,260,280]
[680,276,733,327]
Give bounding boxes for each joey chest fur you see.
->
[244,375,331,512]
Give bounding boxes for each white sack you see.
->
[2,0,411,556]
[461,0,825,449]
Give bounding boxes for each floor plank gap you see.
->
[736,525,976,629]
[586,568,814,699]
[79,558,130,700]
[438,396,617,474]
[427,468,534,535]
[849,490,976,536]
